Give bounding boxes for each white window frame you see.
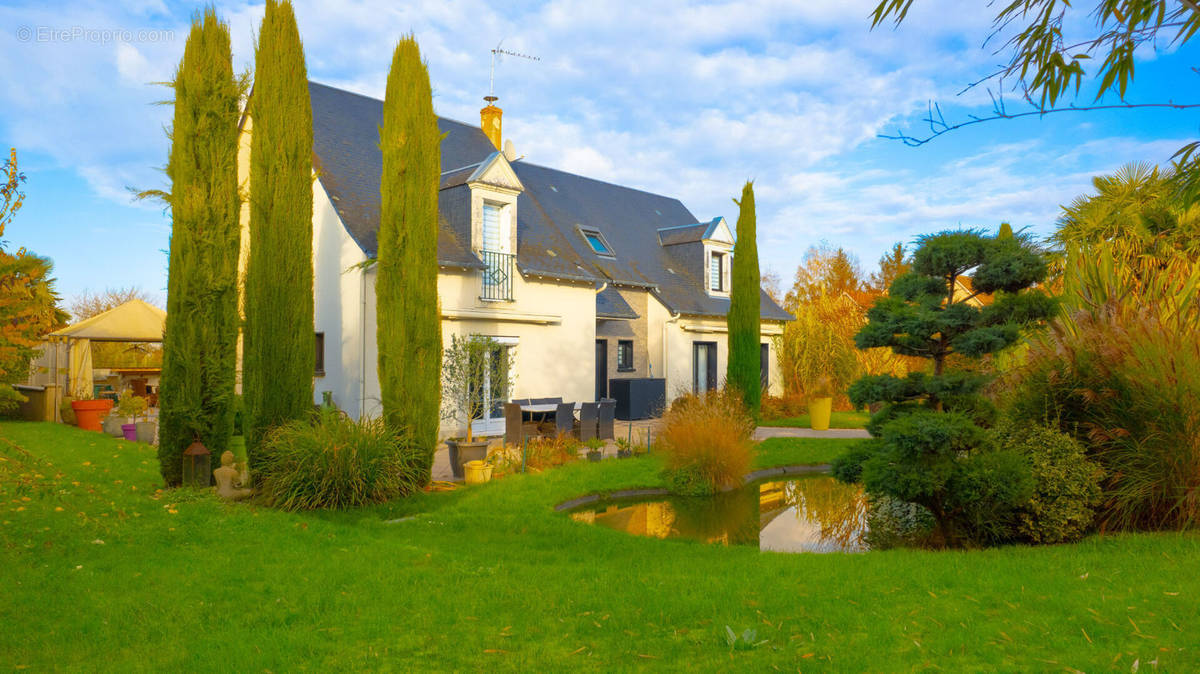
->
[705,246,732,297]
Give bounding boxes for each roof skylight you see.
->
[578,226,615,257]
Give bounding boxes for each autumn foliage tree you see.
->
[0,149,68,411]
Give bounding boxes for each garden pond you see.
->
[567,474,870,553]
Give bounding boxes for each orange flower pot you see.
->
[71,399,114,432]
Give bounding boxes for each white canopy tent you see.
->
[40,300,166,419]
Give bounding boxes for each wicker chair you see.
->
[598,399,616,440]
[504,403,524,447]
[555,402,576,437]
[578,402,599,442]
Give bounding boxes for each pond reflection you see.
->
[569,475,869,553]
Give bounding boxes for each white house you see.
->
[237,82,793,437]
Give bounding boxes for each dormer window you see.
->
[710,252,726,292]
[579,226,615,258]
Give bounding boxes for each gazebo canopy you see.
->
[49,299,166,343]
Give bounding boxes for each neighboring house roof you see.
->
[596,286,639,320]
[307,81,791,322]
[954,276,995,307]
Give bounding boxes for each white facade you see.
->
[238,113,787,440]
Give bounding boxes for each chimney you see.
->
[480,95,502,150]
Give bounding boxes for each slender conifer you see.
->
[158,9,242,484]
[244,0,314,457]
[727,181,761,417]
[378,35,442,481]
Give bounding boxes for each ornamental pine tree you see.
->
[726,181,761,417]
[243,0,314,456]
[832,228,1056,546]
[378,35,442,482]
[157,9,242,485]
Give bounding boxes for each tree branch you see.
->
[881,100,1200,147]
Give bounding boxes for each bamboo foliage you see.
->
[157,9,242,485]
[243,0,314,456]
[378,36,442,481]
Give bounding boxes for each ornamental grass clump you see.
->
[256,408,423,511]
[658,390,756,495]
[1001,237,1200,531]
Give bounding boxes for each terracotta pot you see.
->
[121,423,137,441]
[71,399,114,432]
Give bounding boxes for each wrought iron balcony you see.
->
[479,249,515,301]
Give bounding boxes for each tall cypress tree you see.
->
[726,181,761,417]
[243,0,314,456]
[378,36,442,482]
[158,9,242,485]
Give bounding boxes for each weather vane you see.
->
[488,40,540,101]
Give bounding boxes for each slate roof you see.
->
[308,81,792,321]
[596,286,639,320]
[657,219,721,246]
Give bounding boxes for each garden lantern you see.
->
[182,439,211,487]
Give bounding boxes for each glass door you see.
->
[470,336,516,436]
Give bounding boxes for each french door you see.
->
[693,341,717,393]
[469,336,517,436]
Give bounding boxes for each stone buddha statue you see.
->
[214,450,253,501]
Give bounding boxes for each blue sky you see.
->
[1,0,1197,306]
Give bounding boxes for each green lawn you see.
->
[759,410,871,429]
[2,422,1197,671]
[756,436,854,466]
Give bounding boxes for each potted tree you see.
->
[441,334,499,479]
[102,408,125,437]
[114,391,146,441]
[134,397,156,444]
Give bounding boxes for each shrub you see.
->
[490,433,579,475]
[760,393,807,421]
[658,390,756,495]
[256,408,423,510]
[1001,287,1199,530]
[846,410,1033,547]
[992,421,1104,544]
[949,449,1034,545]
[864,495,936,550]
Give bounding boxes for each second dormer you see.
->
[658,216,735,298]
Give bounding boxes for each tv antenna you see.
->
[488,40,540,100]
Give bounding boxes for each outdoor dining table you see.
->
[518,402,582,414]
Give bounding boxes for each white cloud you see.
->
[0,0,1191,299]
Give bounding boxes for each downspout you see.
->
[663,310,681,388]
[360,267,367,419]
[594,281,608,294]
